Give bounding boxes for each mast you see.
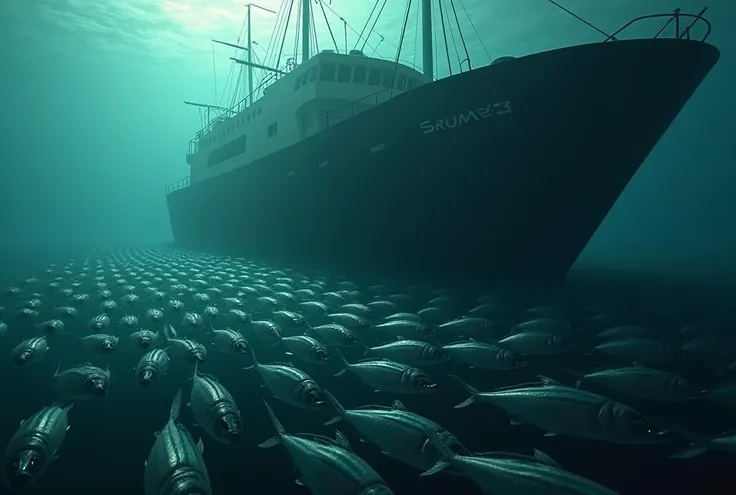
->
[301,0,310,63]
[247,4,253,106]
[422,0,433,80]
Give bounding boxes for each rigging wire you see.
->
[353,0,381,51]
[442,0,462,73]
[390,0,413,99]
[360,0,388,52]
[412,0,419,67]
[318,0,340,52]
[448,0,471,70]
[544,0,613,39]
[456,0,490,62]
[276,0,296,77]
[438,0,453,76]
[293,0,301,62]
[343,19,348,53]
[212,42,218,104]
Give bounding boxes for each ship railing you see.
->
[321,87,397,129]
[165,176,190,195]
[605,8,712,43]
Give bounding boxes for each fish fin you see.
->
[53,361,63,377]
[333,349,351,376]
[670,445,707,459]
[420,439,431,453]
[334,431,351,451]
[243,350,259,370]
[510,419,524,426]
[450,374,479,408]
[323,389,345,418]
[538,375,564,387]
[258,436,280,448]
[144,460,147,467]
[170,388,182,421]
[196,438,204,454]
[284,352,293,356]
[374,390,382,393]
[19,419,25,426]
[154,431,160,438]
[396,335,405,341]
[544,432,558,437]
[359,438,369,443]
[421,461,451,476]
[533,449,562,468]
[294,478,305,486]
[391,400,408,411]
[262,399,286,437]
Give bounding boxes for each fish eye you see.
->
[316,348,330,360]
[416,376,436,389]
[631,418,654,435]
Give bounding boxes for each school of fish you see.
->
[1,246,736,494]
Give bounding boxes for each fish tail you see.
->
[333,349,351,377]
[419,427,455,476]
[450,374,479,408]
[170,388,182,421]
[258,400,284,449]
[323,389,345,425]
[193,360,199,380]
[670,445,708,459]
[53,361,63,377]
[243,349,259,370]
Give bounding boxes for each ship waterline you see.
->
[168,35,719,281]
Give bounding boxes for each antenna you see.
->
[245,3,278,106]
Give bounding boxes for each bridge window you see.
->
[267,122,278,138]
[257,107,262,116]
[337,65,352,83]
[208,134,247,167]
[407,77,415,90]
[396,74,407,91]
[319,64,336,81]
[294,74,304,91]
[382,72,394,89]
[367,68,380,85]
[353,66,367,84]
[308,66,317,82]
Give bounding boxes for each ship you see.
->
[166,1,719,282]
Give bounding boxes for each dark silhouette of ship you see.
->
[166,3,719,280]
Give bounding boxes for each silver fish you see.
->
[258,401,394,495]
[452,375,671,444]
[144,389,211,495]
[189,364,242,445]
[366,338,448,367]
[498,332,571,356]
[130,330,160,350]
[374,320,434,340]
[419,427,619,495]
[211,329,251,355]
[576,366,691,402]
[88,315,111,332]
[54,363,110,401]
[282,335,331,364]
[137,349,170,387]
[81,334,119,354]
[310,324,362,348]
[163,325,207,365]
[11,336,49,366]
[1,404,73,492]
[324,391,468,472]
[244,352,326,409]
[442,340,526,370]
[334,351,437,394]
[594,338,680,363]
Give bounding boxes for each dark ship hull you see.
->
[167,38,719,281]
